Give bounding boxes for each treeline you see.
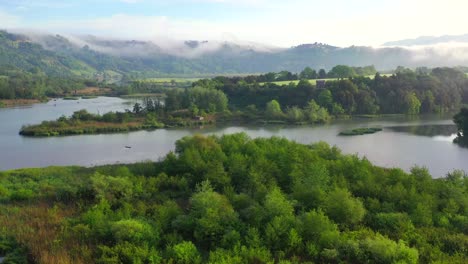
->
[195,66,468,115]
[237,65,377,83]
[0,67,93,99]
[20,84,331,136]
[113,79,193,96]
[0,134,467,263]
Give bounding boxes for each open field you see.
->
[140,73,264,83]
[261,78,331,86]
[141,77,201,83]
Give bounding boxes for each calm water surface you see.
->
[1,97,467,177]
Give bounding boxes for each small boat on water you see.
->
[125,146,132,149]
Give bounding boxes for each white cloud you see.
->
[3,0,468,47]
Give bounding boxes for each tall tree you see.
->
[265,100,283,119]
[454,107,468,146]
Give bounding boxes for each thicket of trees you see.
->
[236,65,377,84]
[0,134,466,263]
[4,65,467,119]
[0,67,90,99]
[20,66,468,136]
[196,67,468,115]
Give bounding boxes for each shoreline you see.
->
[0,99,48,108]
[19,113,333,137]
[18,112,456,138]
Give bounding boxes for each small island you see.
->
[18,108,211,137]
[339,127,383,136]
[19,86,331,137]
[63,96,80,100]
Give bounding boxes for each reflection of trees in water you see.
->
[387,124,457,137]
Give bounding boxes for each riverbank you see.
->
[0,99,47,108]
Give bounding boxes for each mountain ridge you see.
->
[2,30,468,79]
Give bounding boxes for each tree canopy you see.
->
[0,133,466,263]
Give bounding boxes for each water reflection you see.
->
[386,124,458,137]
[0,99,467,177]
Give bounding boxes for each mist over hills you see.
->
[383,33,468,46]
[2,30,468,79]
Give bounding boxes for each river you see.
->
[1,97,467,177]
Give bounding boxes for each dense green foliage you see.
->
[238,65,377,83]
[19,84,229,136]
[454,108,468,146]
[198,67,468,115]
[0,67,89,99]
[20,66,468,137]
[20,84,332,136]
[0,134,466,263]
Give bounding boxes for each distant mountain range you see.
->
[383,34,468,46]
[2,30,468,80]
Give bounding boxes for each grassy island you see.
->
[63,96,80,100]
[81,95,98,99]
[0,134,467,263]
[339,127,383,136]
[18,109,217,137]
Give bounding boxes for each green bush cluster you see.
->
[0,134,466,263]
[339,127,383,136]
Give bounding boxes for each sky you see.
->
[1,0,468,47]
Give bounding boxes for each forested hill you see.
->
[3,30,468,77]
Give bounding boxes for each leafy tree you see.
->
[299,210,340,250]
[292,162,330,210]
[300,67,317,79]
[169,241,201,264]
[324,188,366,227]
[318,69,327,79]
[358,234,418,264]
[317,89,333,109]
[132,103,143,114]
[188,86,229,113]
[304,100,330,122]
[328,65,356,79]
[328,80,358,114]
[111,219,157,245]
[264,187,294,220]
[265,100,283,119]
[188,181,239,248]
[91,172,133,205]
[454,107,468,146]
[405,92,422,115]
[285,106,305,122]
